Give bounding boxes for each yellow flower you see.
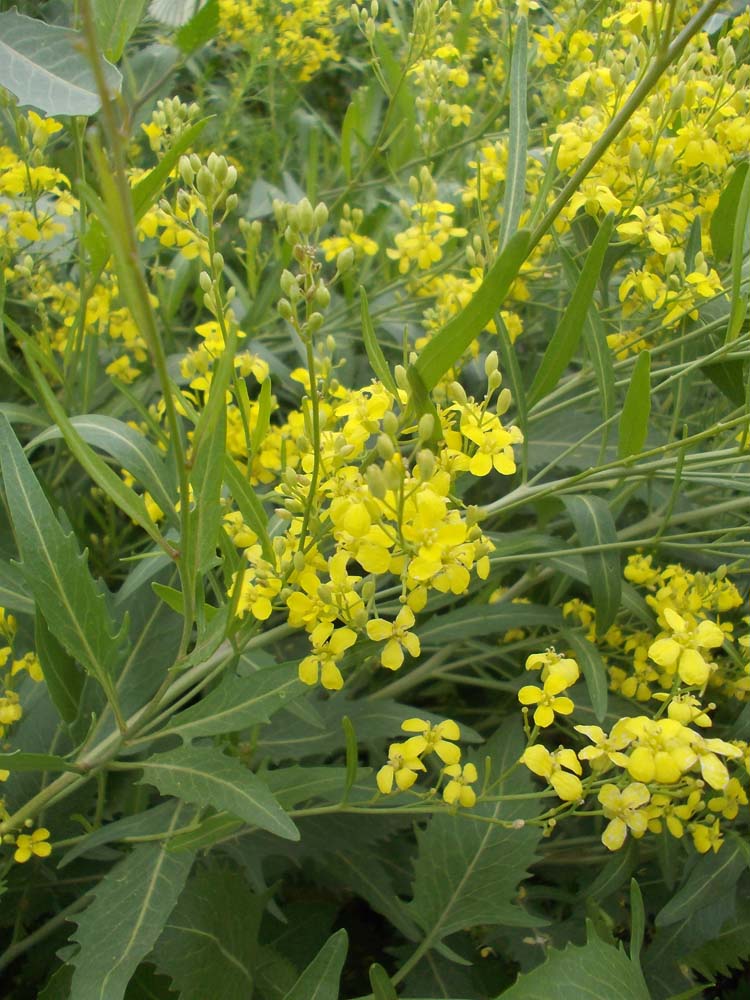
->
[648,607,725,687]
[692,818,724,854]
[521,744,583,801]
[298,623,357,690]
[575,724,631,771]
[598,783,650,850]
[518,672,576,728]
[376,740,426,794]
[401,717,461,764]
[366,606,420,670]
[14,828,52,864]
[443,762,478,807]
[708,777,748,820]
[11,652,43,683]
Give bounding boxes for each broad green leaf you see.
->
[407,722,542,951]
[139,744,300,841]
[618,350,651,459]
[499,16,528,250]
[94,0,148,61]
[59,801,182,868]
[0,559,33,615]
[154,862,261,1000]
[282,929,348,1000]
[0,10,122,116]
[528,215,614,406]
[560,247,615,458]
[189,403,226,574]
[711,161,750,261]
[38,966,74,1000]
[416,602,563,645]
[69,808,195,1000]
[412,230,530,392]
[361,287,399,396]
[161,664,303,741]
[702,356,747,407]
[176,0,219,53]
[655,840,747,927]
[224,456,272,560]
[497,926,649,999]
[0,415,124,712]
[726,163,750,343]
[27,414,176,524]
[561,494,621,634]
[0,750,78,772]
[562,628,608,722]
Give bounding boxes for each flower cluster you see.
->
[376,717,477,807]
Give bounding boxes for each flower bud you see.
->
[417,413,435,441]
[336,246,355,274]
[179,155,194,186]
[277,298,293,320]
[199,271,213,293]
[496,387,512,416]
[484,350,499,377]
[377,434,395,459]
[298,197,314,233]
[313,202,329,228]
[366,464,387,499]
[314,283,331,308]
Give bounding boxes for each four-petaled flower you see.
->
[298,622,357,690]
[521,745,583,801]
[376,740,426,794]
[366,605,421,670]
[648,607,724,687]
[518,666,578,728]
[443,762,478,807]
[14,827,51,864]
[401,717,461,764]
[598,782,651,851]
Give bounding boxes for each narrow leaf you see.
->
[250,376,272,456]
[0,751,78,773]
[0,415,123,705]
[618,351,651,459]
[361,287,399,396]
[162,664,303,741]
[139,745,300,841]
[0,9,122,117]
[630,878,645,965]
[167,812,243,853]
[528,215,614,406]
[0,559,33,615]
[369,963,398,1000]
[59,802,181,868]
[282,929,348,1000]
[417,602,563,645]
[726,163,750,343]
[69,808,194,1000]
[412,230,530,392]
[561,494,621,634]
[712,161,750,262]
[563,628,608,722]
[499,15,528,250]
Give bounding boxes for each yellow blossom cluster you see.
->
[377,717,477,807]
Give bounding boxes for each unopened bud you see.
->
[448,380,467,405]
[179,155,194,186]
[377,434,395,459]
[366,464,387,499]
[417,449,435,480]
[484,350,499,377]
[298,197,314,233]
[336,246,355,273]
[277,298,293,320]
[417,413,435,441]
[199,271,213,293]
[496,387,512,416]
[314,283,331,308]
[382,411,399,436]
[313,202,329,228]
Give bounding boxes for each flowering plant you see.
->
[0,0,748,997]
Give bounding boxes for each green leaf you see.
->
[264,766,371,810]
[341,715,359,803]
[726,162,750,343]
[528,215,614,407]
[282,929,348,1000]
[224,455,273,560]
[560,247,615,457]
[711,161,750,262]
[412,230,530,392]
[250,377,273,457]
[499,15,528,250]
[94,0,148,61]
[139,745,300,841]
[562,628,608,722]
[497,925,650,999]
[34,608,83,723]
[0,415,124,713]
[701,356,747,407]
[407,722,542,954]
[175,0,219,54]
[0,559,33,615]
[416,602,563,645]
[655,840,747,927]
[0,9,122,116]
[0,750,78,772]
[23,355,168,547]
[630,878,645,965]
[370,963,398,1000]
[189,404,226,574]
[167,811,243,853]
[618,350,651,459]
[582,837,639,903]
[69,808,195,1000]
[160,664,303,741]
[27,413,176,524]
[561,494,621,634]
[361,287,399,396]
[154,862,260,999]
[688,900,750,979]
[59,801,182,868]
